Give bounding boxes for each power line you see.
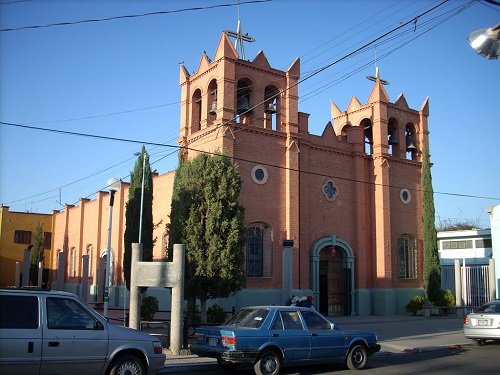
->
[0,0,271,32]
[22,101,180,126]
[2,120,499,203]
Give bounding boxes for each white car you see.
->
[463,300,500,345]
[0,288,166,375]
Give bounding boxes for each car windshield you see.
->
[224,308,269,328]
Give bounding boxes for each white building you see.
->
[438,228,493,307]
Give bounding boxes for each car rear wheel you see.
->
[109,354,145,375]
[254,350,282,375]
[346,344,368,370]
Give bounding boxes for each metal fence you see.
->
[441,264,491,313]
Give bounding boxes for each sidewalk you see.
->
[162,314,473,369]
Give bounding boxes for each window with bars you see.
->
[246,223,273,278]
[398,235,417,279]
[14,230,31,244]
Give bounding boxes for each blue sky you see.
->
[1,0,499,228]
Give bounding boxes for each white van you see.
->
[0,288,166,375]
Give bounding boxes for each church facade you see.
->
[50,32,429,315]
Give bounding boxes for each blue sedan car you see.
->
[190,306,381,375]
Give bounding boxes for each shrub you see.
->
[434,289,455,307]
[141,296,159,321]
[405,295,425,316]
[207,304,226,324]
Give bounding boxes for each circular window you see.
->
[251,165,268,185]
[322,179,338,201]
[400,188,411,204]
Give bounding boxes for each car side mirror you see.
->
[94,321,104,330]
[330,322,337,330]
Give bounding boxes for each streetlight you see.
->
[104,177,120,319]
[467,23,500,60]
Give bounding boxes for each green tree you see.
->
[123,146,154,290]
[168,152,245,323]
[422,145,441,302]
[29,222,45,286]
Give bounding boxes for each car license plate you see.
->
[477,319,490,326]
[209,338,218,346]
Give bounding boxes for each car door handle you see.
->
[272,333,279,337]
[28,342,34,353]
[48,341,60,347]
[311,333,319,336]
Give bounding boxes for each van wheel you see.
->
[110,355,145,375]
[346,344,368,370]
[254,350,282,375]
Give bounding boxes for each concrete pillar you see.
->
[55,251,66,291]
[15,262,20,288]
[37,261,43,287]
[282,241,293,305]
[454,259,463,317]
[22,247,31,287]
[170,244,185,356]
[489,258,496,302]
[81,255,89,302]
[129,243,142,330]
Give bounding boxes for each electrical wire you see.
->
[2,0,495,217]
[2,120,499,204]
[0,0,271,32]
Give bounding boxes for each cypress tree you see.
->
[422,145,441,302]
[30,222,44,286]
[123,146,154,290]
[168,152,245,322]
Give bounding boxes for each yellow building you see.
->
[0,206,54,287]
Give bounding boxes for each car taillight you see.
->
[464,315,468,325]
[153,341,163,354]
[221,335,237,346]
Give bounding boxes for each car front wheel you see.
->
[346,344,368,370]
[254,350,282,375]
[109,354,145,375]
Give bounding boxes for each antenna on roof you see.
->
[367,48,389,85]
[223,1,255,60]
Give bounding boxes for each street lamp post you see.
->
[104,177,120,319]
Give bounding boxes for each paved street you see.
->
[159,314,486,374]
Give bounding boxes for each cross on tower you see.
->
[224,20,255,60]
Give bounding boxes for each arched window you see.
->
[207,79,218,126]
[405,124,417,160]
[388,118,399,156]
[361,118,373,155]
[264,85,279,131]
[236,79,252,124]
[398,235,417,279]
[246,223,273,277]
[191,89,202,133]
[340,124,352,142]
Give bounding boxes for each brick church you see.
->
[50,31,429,316]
